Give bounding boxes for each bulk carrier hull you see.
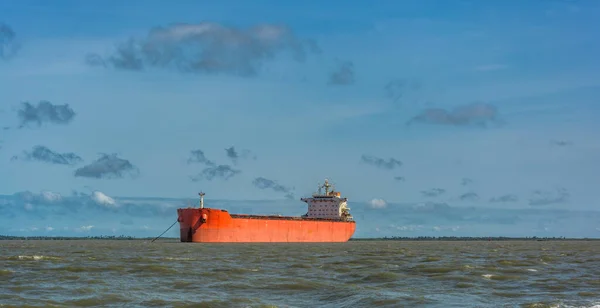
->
[177,208,356,243]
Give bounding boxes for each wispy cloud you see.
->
[459,192,480,201]
[187,149,214,165]
[360,155,402,170]
[252,177,294,199]
[85,22,320,77]
[187,149,240,181]
[74,153,139,179]
[384,79,422,104]
[190,165,240,181]
[461,178,473,186]
[408,103,501,128]
[328,61,355,85]
[550,140,573,147]
[529,188,570,206]
[490,194,519,203]
[11,145,83,166]
[16,101,76,128]
[225,146,256,165]
[421,188,446,198]
[0,22,18,60]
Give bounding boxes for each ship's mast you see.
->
[316,179,333,196]
[199,192,205,209]
[323,179,331,195]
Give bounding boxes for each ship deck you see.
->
[229,213,354,222]
[177,207,354,222]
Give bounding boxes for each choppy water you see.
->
[1,240,599,307]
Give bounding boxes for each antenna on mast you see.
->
[323,179,331,195]
[199,192,205,209]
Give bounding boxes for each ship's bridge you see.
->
[300,179,353,221]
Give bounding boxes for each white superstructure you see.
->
[300,179,353,221]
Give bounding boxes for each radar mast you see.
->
[199,192,205,208]
[321,179,332,195]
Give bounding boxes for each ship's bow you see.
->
[177,208,200,242]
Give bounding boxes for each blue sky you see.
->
[1,0,599,238]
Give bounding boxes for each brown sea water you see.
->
[1,240,599,308]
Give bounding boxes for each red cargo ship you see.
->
[177,179,356,243]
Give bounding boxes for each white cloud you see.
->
[432,225,461,232]
[369,198,387,209]
[45,226,54,232]
[41,191,62,203]
[396,225,423,232]
[76,225,94,232]
[90,191,117,208]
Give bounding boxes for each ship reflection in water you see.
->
[177,179,356,243]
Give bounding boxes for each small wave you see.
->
[172,281,197,290]
[497,259,535,266]
[455,282,474,288]
[430,275,476,283]
[164,257,193,261]
[413,265,456,274]
[492,291,527,298]
[211,267,260,275]
[289,263,311,269]
[360,272,399,283]
[0,269,13,276]
[521,302,560,307]
[421,256,442,262]
[578,292,598,297]
[268,280,326,291]
[59,265,121,273]
[6,255,62,261]
[8,285,36,292]
[542,284,568,291]
[128,264,178,275]
[163,298,273,308]
[63,294,131,306]
[72,250,91,254]
[521,302,600,308]
[353,296,403,307]
[481,273,521,281]
[140,299,172,307]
